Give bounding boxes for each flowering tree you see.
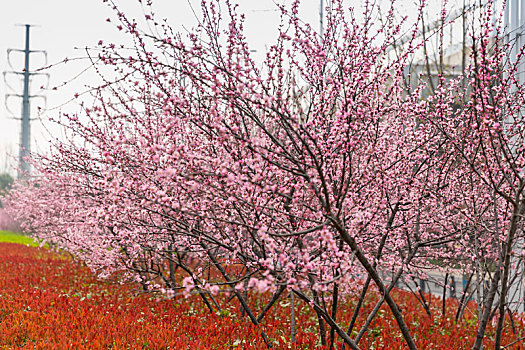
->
[421,9,525,348]
[7,0,525,349]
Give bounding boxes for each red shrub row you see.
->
[0,243,523,349]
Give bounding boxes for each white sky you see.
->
[0,0,467,175]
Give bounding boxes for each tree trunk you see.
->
[494,198,523,349]
[330,217,417,350]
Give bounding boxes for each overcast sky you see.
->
[0,0,466,175]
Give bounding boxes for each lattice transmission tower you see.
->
[3,24,48,179]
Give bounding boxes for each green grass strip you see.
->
[0,231,39,246]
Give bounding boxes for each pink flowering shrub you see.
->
[0,208,19,232]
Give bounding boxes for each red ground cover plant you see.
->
[0,242,524,349]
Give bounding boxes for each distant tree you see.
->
[0,173,13,192]
[0,173,14,206]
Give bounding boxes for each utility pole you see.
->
[320,0,324,36]
[504,0,525,314]
[20,25,31,179]
[3,25,47,179]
